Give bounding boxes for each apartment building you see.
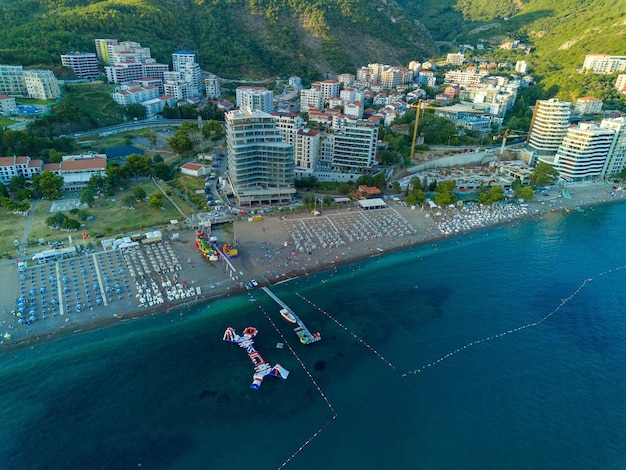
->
[105,62,145,84]
[300,88,323,112]
[549,122,616,182]
[0,65,27,96]
[337,73,355,86]
[164,80,189,101]
[294,129,320,170]
[108,41,152,65]
[315,80,340,100]
[205,74,220,99]
[574,97,603,115]
[236,86,274,113]
[23,70,61,100]
[446,53,465,66]
[111,83,160,106]
[600,117,626,177]
[582,54,626,74]
[225,108,296,206]
[271,111,305,147]
[0,95,16,115]
[94,39,118,64]
[172,51,201,97]
[0,156,43,185]
[61,52,99,80]
[527,98,572,156]
[331,121,377,173]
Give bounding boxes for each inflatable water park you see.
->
[223,326,289,390]
[194,231,218,261]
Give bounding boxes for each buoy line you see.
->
[257,304,337,469]
[297,293,397,370]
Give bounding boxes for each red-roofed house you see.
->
[0,156,43,185]
[180,162,210,177]
[357,185,382,199]
[59,153,107,191]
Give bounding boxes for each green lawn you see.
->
[0,209,26,255]
[26,180,197,246]
[0,117,17,127]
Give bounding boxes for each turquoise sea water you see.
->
[1,203,626,469]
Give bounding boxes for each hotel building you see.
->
[60,52,100,80]
[527,98,571,156]
[225,108,296,206]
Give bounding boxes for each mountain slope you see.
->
[0,0,438,80]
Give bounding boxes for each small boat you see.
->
[280,308,296,324]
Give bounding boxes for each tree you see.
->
[202,120,224,139]
[515,186,535,201]
[48,149,62,163]
[124,154,152,176]
[8,175,26,195]
[46,212,68,227]
[434,191,457,205]
[32,170,64,200]
[148,192,165,209]
[133,186,147,200]
[529,162,559,188]
[168,133,193,154]
[477,185,504,205]
[124,103,147,120]
[152,162,173,180]
[152,154,164,163]
[80,186,96,206]
[121,195,136,207]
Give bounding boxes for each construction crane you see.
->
[409,99,442,159]
[492,129,527,155]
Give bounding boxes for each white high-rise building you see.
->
[205,74,220,99]
[295,129,320,170]
[225,108,296,206]
[331,121,378,172]
[172,50,201,97]
[23,70,60,100]
[446,53,465,66]
[108,41,152,65]
[548,122,615,181]
[94,39,118,64]
[582,54,626,74]
[601,117,626,177]
[60,52,99,80]
[317,80,340,99]
[300,88,323,112]
[172,50,197,72]
[271,111,305,147]
[527,98,571,157]
[236,86,273,113]
[0,65,27,96]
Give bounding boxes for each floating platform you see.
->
[223,326,289,390]
[261,287,321,345]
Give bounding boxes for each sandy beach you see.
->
[1,181,623,349]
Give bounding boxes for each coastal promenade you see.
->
[0,181,623,347]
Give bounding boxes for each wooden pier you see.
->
[261,287,321,345]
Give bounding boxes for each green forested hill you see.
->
[0,0,437,81]
[0,0,624,89]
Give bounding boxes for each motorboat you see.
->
[280,308,297,324]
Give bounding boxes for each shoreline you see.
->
[1,181,624,351]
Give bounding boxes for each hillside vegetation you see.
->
[0,0,624,97]
[0,0,437,81]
